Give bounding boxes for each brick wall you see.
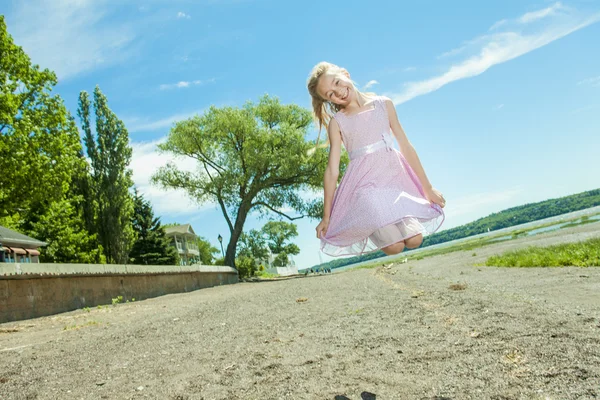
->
[0,263,238,323]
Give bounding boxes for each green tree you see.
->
[261,221,300,255]
[0,16,82,218]
[78,86,135,264]
[272,252,290,268]
[196,236,219,265]
[0,17,103,262]
[129,190,178,265]
[152,95,342,268]
[29,198,105,264]
[237,229,269,261]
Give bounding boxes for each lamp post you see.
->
[218,234,224,258]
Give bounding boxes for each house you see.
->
[0,225,47,263]
[164,224,200,266]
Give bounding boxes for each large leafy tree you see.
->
[0,16,103,262]
[78,86,135,264]
[0,16,82,217]
[152,95,341,268]
[261,221,300,256]
[129,190,178,265]
[237,229,269,261]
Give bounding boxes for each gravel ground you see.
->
[1,223,599,400]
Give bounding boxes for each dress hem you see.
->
[319,210,445,257]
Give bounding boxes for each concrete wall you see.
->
[0,263,238,323]
[265,266,298,276]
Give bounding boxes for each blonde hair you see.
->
[306,62,373,152]
[306,62,343,150]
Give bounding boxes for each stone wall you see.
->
[0,263,238,323]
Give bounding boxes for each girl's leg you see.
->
[381,241,405,255]
[404,233,423,249]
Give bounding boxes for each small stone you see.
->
[136,386,144,391]
[173,318,180,322]
[96,382,106,386]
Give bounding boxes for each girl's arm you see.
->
[316,118,342,238]
[384,98,446,208]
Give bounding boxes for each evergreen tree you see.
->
[129,190,178,265]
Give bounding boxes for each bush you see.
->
[236,255,258,279]
[213,257,226,266]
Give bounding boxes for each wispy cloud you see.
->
[389,2,600,105]
[577,75,600,87]
[363,80,379,90]
[6,0,136,81]
[131,139,213,216]
[519,2,564,23]
[489,19,508,31]
[159,78,216,90]
[177,11,191,19]
[126,109,206,133]
[495,104,505,110]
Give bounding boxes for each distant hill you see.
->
[308,188,600,271]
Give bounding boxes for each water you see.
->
[331,206,600,273]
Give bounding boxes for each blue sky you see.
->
[3,0,600,267]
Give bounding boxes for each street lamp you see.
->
[217,234,224,258]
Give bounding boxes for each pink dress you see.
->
[320,96,444,256]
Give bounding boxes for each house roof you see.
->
[164,224,196,236]
[0,225,47,248]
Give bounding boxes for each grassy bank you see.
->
[485,238,600,267]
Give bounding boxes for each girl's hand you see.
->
[425,187,446,208]
[316,218,330,238]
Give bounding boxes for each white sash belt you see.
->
[348,133,394,160]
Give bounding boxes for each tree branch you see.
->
[252,201,304,221]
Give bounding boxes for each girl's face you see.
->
[316,70,355,107]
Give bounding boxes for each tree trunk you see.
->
[224,201,252,269]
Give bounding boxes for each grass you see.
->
[254,271,279,279]
[560,216,597,229]
[485,238,600,267]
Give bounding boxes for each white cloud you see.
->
[495,104,505,110]
[438,45,468,59]
[177,11,191,19]
[489,19,508,31]
[519,2,564,24]
[389,3,600,105]
[125,108,207,133]
[403,67,416,72]
[6,0,135,81]
[130,139,213,217]
[363,80,379,90]
[577,75,600,87]
[159,78,216,90]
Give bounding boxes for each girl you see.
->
[307,62,445,256]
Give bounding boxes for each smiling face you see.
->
[316,70,356,107]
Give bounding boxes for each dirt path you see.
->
[1,223,599,400]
